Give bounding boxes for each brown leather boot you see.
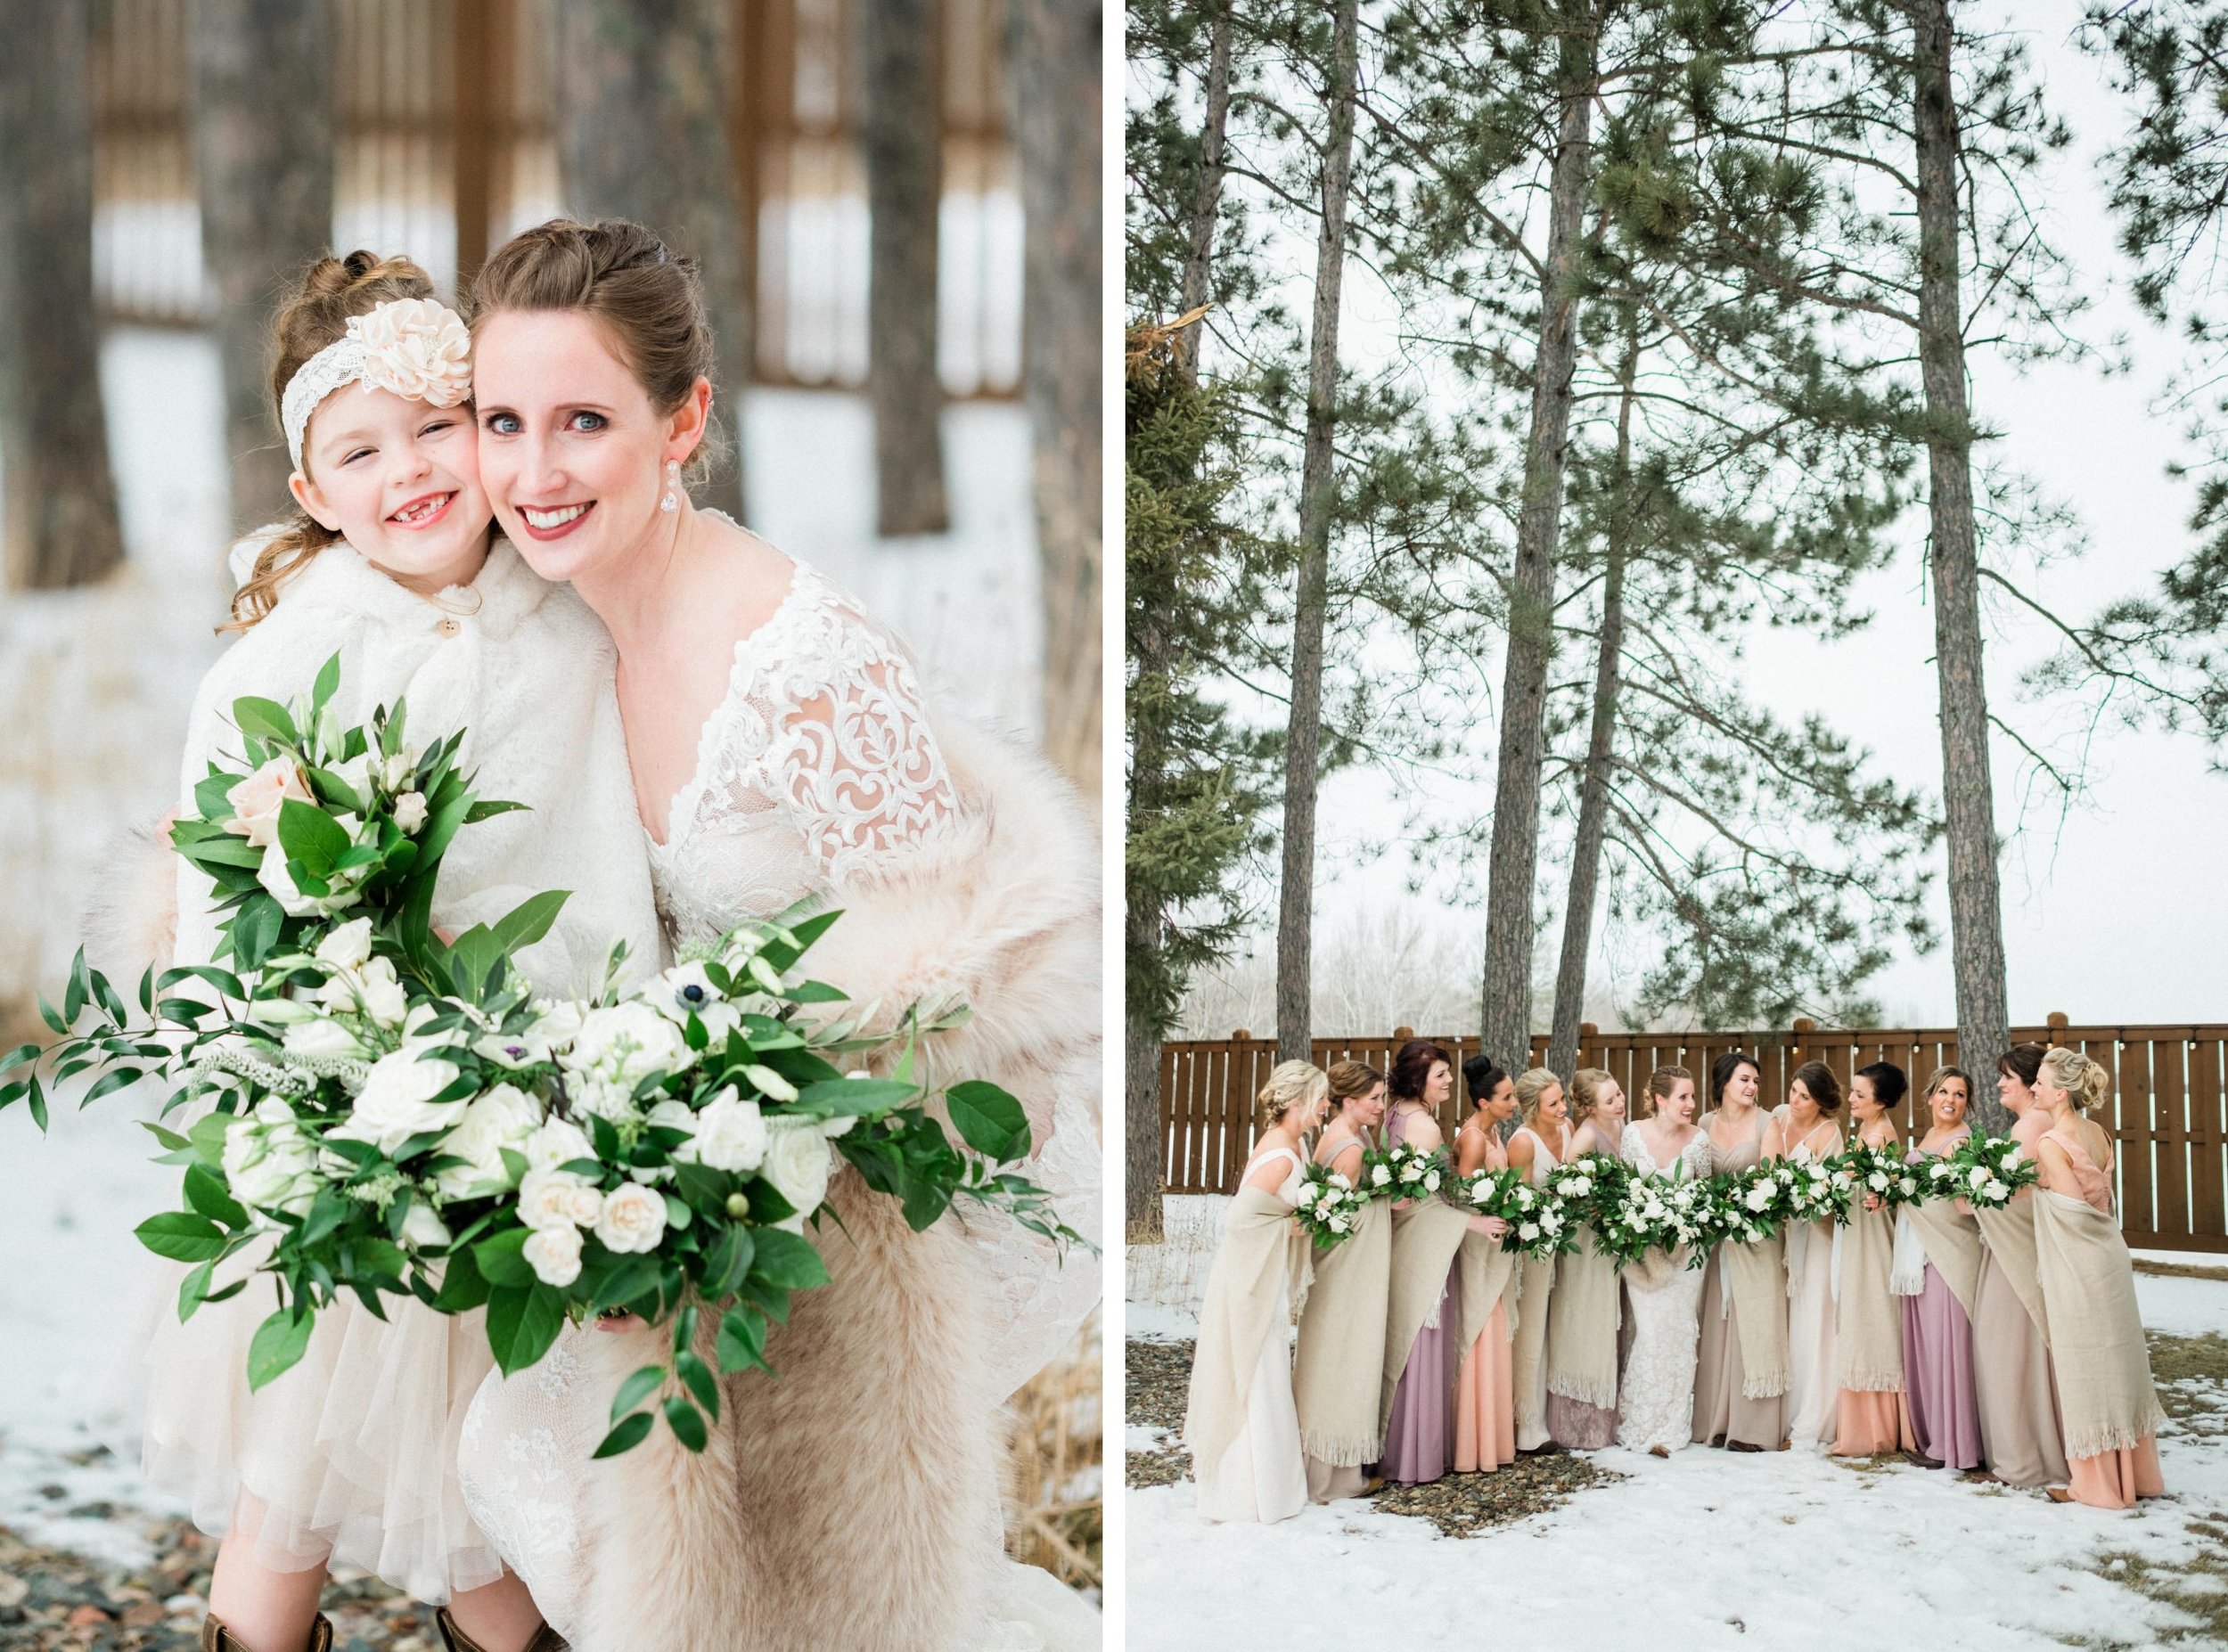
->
[200,1615,335,1652]
[434,1607,569,1652]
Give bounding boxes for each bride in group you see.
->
[1617,1066,1710,1455]
[451,220,1102,1651]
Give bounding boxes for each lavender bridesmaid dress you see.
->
[1370,1108,1457,1485]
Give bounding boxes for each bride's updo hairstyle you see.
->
[2038,1046,2111,1114]
[1643,1064,1692,1116]
[1791,1059,1843,1115]
[1389,1038,1451,1102]
[227,250,438,630]
[469,217,727,482]
[1257,1059,1329,1129]
[1513,1067,1562,1123]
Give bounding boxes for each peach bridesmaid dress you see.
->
[2046,1129,2165,1510]
[1454,1127,1517,1474]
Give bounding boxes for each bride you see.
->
[451,219,1102,1651]
[1617,1067,1710,1455]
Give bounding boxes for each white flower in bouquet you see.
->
[594,1182,668,1254]
[1519,1221,1540,1242]
[392,792,430,834]
[563,1002,691,1119]
[257,840,356,919]
[1744,1182,1774,1213]
[1372,1164,1392,1188]
[1421,1168,1442,1194]
[1982,1178,2009,1202]
[680,1088,768,1174]
[741,1064,799,1104]
[334,1048,466,1154]
[1968,1165,1989,1190]
[1866,1170,1889,1192]
[1328,1213,1351,1234]
[519,1167,594,1231]
[652,963,741,1039]
[762,1115,836,1231]
[283,1014,369,1062]
[522,1224,583,1287]
[331,750,375,804]
[430,1083,544,1199]
[1470,1180,1494,1206]
[380,748,420,791]
[222,1098,320,1216]
[1541,1207,1564,1234]
[315,919,374,973]
[524,1116,594,1173]
[1897,1174,1918,1199]
[1328,1172,1352,1190]
[223,756,315,848]
[400,1201,451,1248]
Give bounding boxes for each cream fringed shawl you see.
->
[1184,1187,1305,1476]
[1722,1233,1790,1400]
[1379,1200,1471,1433]
[2032,1189,2166,1460]
[1972,1196,2052,1346]
[1900,1198,1984,1320]
[1834,1204,1904,1393]
[1459,1229,1521,1356]
[1544,1226,1619,1409]
[1292,1198,1395,1465]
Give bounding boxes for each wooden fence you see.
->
[87,0,1020,396]
[1158,1018,2228,1254]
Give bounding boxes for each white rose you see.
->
[1745,1184,1773,1213]
[684,1090,767,1174]
[257,840,351,919]
[594,1182,668,1254]
[392,792,429,834]
[522,1224,583,1287]
[334,1049,465,1154]
[315,918,374,972]
[400,1200,451,1248]
[381,748,420,790]
[1519,1221,1539,1241]
[1328,1214,1350,1234]
[1968,1166,1989,1190]
[1867,1171,1888,1191]
[356,957,408,1027]
[524,1116,594,1173]
[1422,1171,1442,1194]
[283,1014,368,1061]
[221,1103,319,1216]
[518,1167,589,1231]
[223,756,315,848]
[1372,1165,1391,1187]
[1982,1179,2009,1203]
[761,1116,835,1231]
[430,1083,544,1199]
[565,1182,608,1227]
[1329,1172,1352,1190]
[562,1002,690,1119]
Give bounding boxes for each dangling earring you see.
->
[660,460,681,513]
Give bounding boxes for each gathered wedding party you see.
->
[0,2,1103,1650]
[1125,0,2228,1646]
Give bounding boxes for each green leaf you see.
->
[276,797,350,878]
[158,964,248,1001]
[591,1411,655,1460]
[491,890,571,954]
[176,833,268,871]
[311,650,341,716]
[230,895,285,972]
[795,1076,918,1116]
[675,1350,721,1420]
[307,767,366,816]
[25,1078,44,1133]
[298,1188,350,1250]
[37,996,67,1036]
[610,1363,667,1424]
[486,1282,565,1376]
[176,1260,215,1321]
[749,1227,829,1292]
[463,798,529,824]
[82,1067,145,1108]
[188,1110,235,1167]
[717,1304,768,1374]
[183,1163,250,1230]
[704,1223,755,1296]
[946,1080,1030,1161]
[135,1211,227,1262]
[662,1394,709,1452]
[0,1043,41,1078]
[432,1244,493,1313]
[589,1255,663,1314]
[140,1120,192,1151]
[474,1227,536,1288]
[247,1307,315,1390]
[231,695,299,746]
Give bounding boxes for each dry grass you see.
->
[2133,1257,2228,1283]
[1003,1312,1102,1598]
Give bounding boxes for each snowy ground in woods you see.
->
[1126,1198,2228,1652]
[0,328,1049,1566]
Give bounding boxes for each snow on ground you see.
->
[0,329,1049,1567]
[1127,1223,2228,1652]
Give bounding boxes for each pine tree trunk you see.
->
[1013,0,1103,798]
[1547,320,1638,1082]
[1175,0,1233,378]
[1913,0,2009,1136]
[556,0,750,519]
[864,0,948,536]
[1273,0,1359,1065]
[1126,995,1167,1242]
[194,0,333,536]
[0,0,125,590]
[1479,6,1594,1068]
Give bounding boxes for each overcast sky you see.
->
[1175,1,2228,1032]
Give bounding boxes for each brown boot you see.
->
[434,1607,569,1652]
[200,1616,335,1652]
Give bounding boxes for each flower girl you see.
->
[139,250,659,1652]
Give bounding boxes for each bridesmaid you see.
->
[1693,1051,1788,1452]
[1506,1068,1570,1452]
[1372,1041,1495,1486]
[1292,1060,1394,1502]
[1546,1069,1626,1449]
[2029,1047,2167,1509]
[1765,1061,1844,1450]
[1184,1060,1330,1523]
[1831,1061,1916,1457]
[1452,1053,1518,1474]
[1970,1044,2069,1488]
[1896,1067,1984,1471]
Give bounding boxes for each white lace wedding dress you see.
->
[455,557,1100,1650]
[1615,1125,1711,1453]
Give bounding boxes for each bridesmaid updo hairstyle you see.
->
[1791,1060,1842,1114]
[1462,1051,1509,1108]
[1389,1038,1451,1101]
[1568,1067,1616,1125]
[1643,1065,1692,1116]
[1513,1067,1563,1122]
[1855,1060,1908,1111]
[2038,1046,2111,1114]
[1257,1059,1329,1129]
[227,250,440,630]
[1326,1059,1384,1108]
[470,217,728,482]
[1708,1050,1760,1108]
[1997,1043,2047,1087]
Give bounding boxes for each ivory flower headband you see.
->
[281,297,474,470]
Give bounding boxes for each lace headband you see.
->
[281,297,474,470]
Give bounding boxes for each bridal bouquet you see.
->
[1943,1131,2038,1210]
[1454,1165,1571,1260]
[4,658,1080,1457]
[1596,1169,1716,1268]
[1291,1160,1369,1248]
[1831,1141,1923,1220]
